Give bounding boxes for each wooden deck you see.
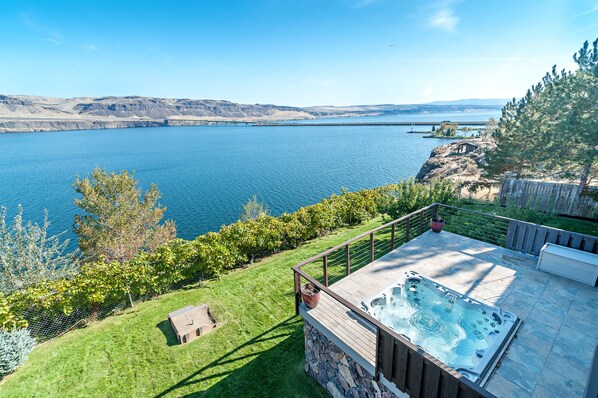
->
[300,231,598,397]
[303,292,377,365]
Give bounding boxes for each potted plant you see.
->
[430,217,445,233]
[301,282,321,309]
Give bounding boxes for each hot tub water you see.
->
[361,271,518,383]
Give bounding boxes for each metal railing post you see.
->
[370,232,375,262]
[323,255,328,287]
[374,326,381,382]
[390,223,396,251]
[293,270,301,315]
[405,216,411,242]
[345,244,351,275]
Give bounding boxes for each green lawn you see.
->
[0,217,385,398]
[1,206,594,398]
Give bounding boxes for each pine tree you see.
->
[483,38,597,186]
[545,40,598,188]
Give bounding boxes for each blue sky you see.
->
[1,0,597,106]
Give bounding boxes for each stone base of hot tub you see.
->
[304,321,399,398]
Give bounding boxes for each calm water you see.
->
[290,111,500,124]
[0,111,498,246]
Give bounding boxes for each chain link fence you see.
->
[23,292,151,342]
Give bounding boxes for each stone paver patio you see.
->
[309,231,598,398]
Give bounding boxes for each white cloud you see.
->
[19,12,38,29]
[82,44,98,51]
[43,37,61,45]
[429,7,459,31]
[20,12,62,43]
[423,86,434,96]
[573,21,598,33]
[350,0,377,9]
[572,4,598,19]
[426,0,459,32]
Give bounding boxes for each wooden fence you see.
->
[499,178,598,219]
[505,219,598,255]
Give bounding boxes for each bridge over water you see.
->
[253,121,487,127]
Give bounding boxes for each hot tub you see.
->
[361,271,519,384]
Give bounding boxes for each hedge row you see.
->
[3,179,457,332]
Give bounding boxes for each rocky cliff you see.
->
[0,95,314,133]
[416,140,495,183]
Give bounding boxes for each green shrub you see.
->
[136,239,190,294]
[185,232,236,278]
[386,178,457,219]
[0,293,28,330]
[7,178,457,341]
[7,279,77,318]
[371,184,397,215]
[0,328,35,377]
[296,201,337,238]
[279,212,305,248]
[219,216,285,264]
[76,258,153,309]
[331,188,379,226]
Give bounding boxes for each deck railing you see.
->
[294,204,435,294]
[292,203,597,398]
[437,204,598,256]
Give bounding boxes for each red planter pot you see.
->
[301,283,321,309]
[430,218,445,233]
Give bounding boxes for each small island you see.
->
[422,121,494,139]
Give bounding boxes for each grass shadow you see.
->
[168,317,326,398]
[156,320,179,347]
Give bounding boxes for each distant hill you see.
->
[425,98,510,106]
[305,102,504,118]
[0,95,505,133]
[0,95,314,132]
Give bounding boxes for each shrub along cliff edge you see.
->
[1,179,457,345]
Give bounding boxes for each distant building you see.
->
[455,141,479,154]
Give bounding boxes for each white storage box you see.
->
[537,243,598,286]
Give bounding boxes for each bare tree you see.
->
[0,206,79,295]
[239,195,270,221]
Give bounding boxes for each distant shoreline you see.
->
[254,121,487,127]
[0,118,490,134]
[0,118,259,134]
[0,94,502,134]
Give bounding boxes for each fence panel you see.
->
[377,328,492,398]
[505,220,598,255]
[499,178,598,219]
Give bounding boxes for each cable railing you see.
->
[292,202,597,398]
[294,205,435,290]
[292,204,493,398]
[437,204,597,255]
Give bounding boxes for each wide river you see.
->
[0,111,498,245]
